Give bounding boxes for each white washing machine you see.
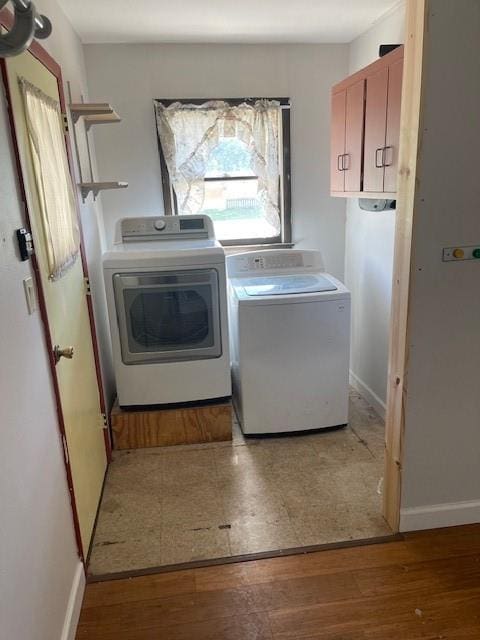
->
[227,249,350,434]
[103,215,231,407]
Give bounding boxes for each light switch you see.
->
[23,276,36,314]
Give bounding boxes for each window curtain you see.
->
[20,78,80,280]
[155,100,282,234]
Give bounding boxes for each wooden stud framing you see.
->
[383,0,428,530]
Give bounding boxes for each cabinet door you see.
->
[330,90,346,192]
[363,66,388,192]
[344,79,365,192]
[384,57,403,193]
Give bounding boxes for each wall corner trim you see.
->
[349,370,386,420]
[400,499,480,532]
[61,562,85,640]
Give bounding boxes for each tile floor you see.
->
[88,390,391,576]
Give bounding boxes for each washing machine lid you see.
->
[242,274,337,297]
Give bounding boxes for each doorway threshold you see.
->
[87,532,402,583]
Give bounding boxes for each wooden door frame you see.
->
[0,9,111,565]
[383,0,428,531]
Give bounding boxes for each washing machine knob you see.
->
[154,219,166,231]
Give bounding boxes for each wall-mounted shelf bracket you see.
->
[79,181,128,202]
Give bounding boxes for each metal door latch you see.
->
[16,227,34,261]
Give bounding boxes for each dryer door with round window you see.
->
[113,269,222,364]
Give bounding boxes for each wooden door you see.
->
[330,89,346,192]
[363,66,388,192]
[4,50,108,557]
[384,58,404,193]
[344,79,365,192]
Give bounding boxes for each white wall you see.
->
[83,43,349,278]
[400,0,480,529]
[344,3,405,413]
[0,1,107,637]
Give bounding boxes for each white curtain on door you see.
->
[155,100,282,233]
[20,77,80,280]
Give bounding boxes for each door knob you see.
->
[54,345,74,363]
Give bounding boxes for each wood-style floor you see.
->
[76,524,480,639]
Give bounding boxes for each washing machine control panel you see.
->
[232,252,310,273]
[250,253,304,270]
[227,250,324,277]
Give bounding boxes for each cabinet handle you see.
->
[337,154,343,171]
[383,145,393,167]
[342,153,350,171]
[375,147,384,168]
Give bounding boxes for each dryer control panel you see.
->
[117,215,214,242]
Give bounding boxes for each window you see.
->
[155,98,291,246]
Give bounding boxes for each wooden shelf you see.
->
[79,181,128,201]
[83,112,121,130]
[70,102,117,124]
[67,89,127,203]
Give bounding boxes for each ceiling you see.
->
[57,0,401,45]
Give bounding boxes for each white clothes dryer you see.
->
[103,215,231,407]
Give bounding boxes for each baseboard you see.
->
[61,562,85,640]
[400,499,480,532]
[349,370,386,420]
